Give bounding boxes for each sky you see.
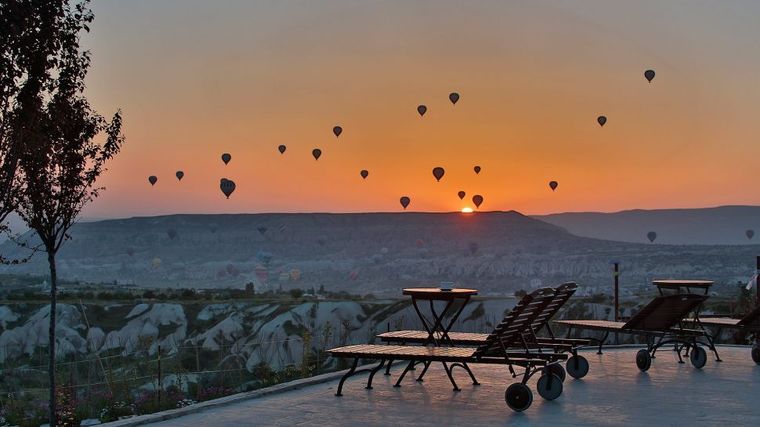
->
[78,0,760,218]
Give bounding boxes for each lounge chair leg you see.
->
[385,358,394,375]
[337,358,359,396]
[394,361,415,387]
[461,362,480,385]
[675,344,685,364]
[704,335,722,362]
[366,359,386,389]
[416,361,431,382]
[597,331,609,355]
[442,362,460,391]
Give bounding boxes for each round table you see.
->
[402,287,478,345]
[652,279,714,295]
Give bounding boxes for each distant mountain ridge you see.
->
[533,205,760,245]
[1,210,758,294]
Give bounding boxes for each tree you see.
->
[0,0,54,262]
[8,1,124,424]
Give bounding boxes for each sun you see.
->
[461,207,474,213]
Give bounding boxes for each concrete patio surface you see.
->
[140,346,759,426]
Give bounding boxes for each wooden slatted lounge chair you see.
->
[378,282,591,380]
[328,288,568,412]
[554,293,710,372]
[685,305,760,364]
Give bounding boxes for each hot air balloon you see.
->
[417,105,427,117]
[278,145,286,154]
[257,226,267,236]
[432,167,445,182]
[167,229,177,240]
[472,194,483,208]
[644,69,656,83]
[549,181,558,191]
[747,229,755,240]
[333,126,342,137]
[148,176,157,186]
[597,116,607,127]
[449,92,460,105]
[400,196,410,209]
[220,178,236,199]
[474,166,481,174]
[312,148,322,160]
[647,231,657,243]
[221,153,232,165]
[175,171,184,181]
[360,170,369,179]
[457,191,466,200]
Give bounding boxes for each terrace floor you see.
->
[147,346,760,426]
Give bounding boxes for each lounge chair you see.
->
[377,282,591,380]
[328,288,569,412]
[685,305,760,364]
[554,293,710,371]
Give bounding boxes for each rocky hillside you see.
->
[1,211,758,295]
[0,299,517,369]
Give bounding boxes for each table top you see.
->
[652,280,714,288]
[402,287,478,300]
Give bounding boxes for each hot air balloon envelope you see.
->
[472,194,484,208]
[417,105,427,116]
[312,148,322,160]
[647,231,657,243]
[400,196,411,209]
[333,126,342,137]
[360,170,369,179]
[549,181,558,191]
[175,171,184,181]
[278,145,286,154]
[432,167,445,182]
[221,153,232,165]
[148,176,157,186]
[747,229,755,240]
[597,116,607,127]
[644,69,656,82]
[474,166,481,174]
[220,178,236,198]
[449,92,460,105]
[457,191,466,200]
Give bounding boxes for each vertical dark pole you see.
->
[756,256,760,309]
[614,262,620,322]
[756,256,760,347]
[614,262,620,345]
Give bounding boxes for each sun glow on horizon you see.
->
[461,207,474,213]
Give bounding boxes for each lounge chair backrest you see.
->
[474,287,557,357]
[737,304,760,327]
[529,282,577,330]
[623,294,708,331]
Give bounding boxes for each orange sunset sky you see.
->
[80,0,760,218]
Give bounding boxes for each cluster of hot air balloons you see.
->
[146,70,658,208]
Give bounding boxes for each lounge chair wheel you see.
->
[566,355,590,379]
[536,373,563,401]
[547,363,566,382]
[505,383,533,412]
[752,345,760,365]
[636,349,652,372]
[690,346,707,369]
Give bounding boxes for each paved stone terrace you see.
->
[146,346,759,426]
